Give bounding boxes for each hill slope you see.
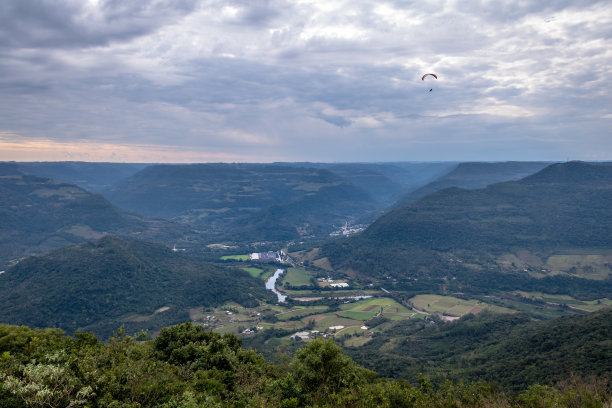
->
[0,163,192,268]
[278,162,457,206]
[322,162,612,296]
[103,163,378,240]
[0,236,274,338]
[394,161,551,207]
[16,161,146,193]
[346,309,612,391]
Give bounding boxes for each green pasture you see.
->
[339,311,374,320]
[336,325,368,336]
[343,336,372,347]
[221,254,250,261]
[282,267,314,287]
[485,296,568,319]
[261,269,275,280]
[545,254,612,280]
[276,306,329,320]
[302,312,362,332]
[241,267,263,278]
[516,291,612,312]
[338,297,413,321]
[410,294,513,317]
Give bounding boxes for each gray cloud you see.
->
[0,0,610,162]
[0,0,199,48]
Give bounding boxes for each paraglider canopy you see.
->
[421,73,438,92]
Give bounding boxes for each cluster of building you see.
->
[317,277,350,288]
[329,221,365,237]
[249,251,280,262]
[241,326,263,335]
[291,325,372,341]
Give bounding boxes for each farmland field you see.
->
[221,254,250,261]
[282,267,314,287]
[241,267,263,278]
[410,294,513,316]
[339,297,415,321]
[515,291,612,312]
[544,254,612,280]
[276,306,329,320]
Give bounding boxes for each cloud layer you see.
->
[1,0,611,162]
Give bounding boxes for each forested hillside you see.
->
[0,320,609,407]
[103,163,379,240]
[16,161,146,193]
[345,309,612,391]
[322,162,612,297]
[394,161,550,207]
[0,236,274,338]
[0,164,192,268]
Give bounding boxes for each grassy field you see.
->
[339,297,416,321]
[410,294,513,316]
[276,306,329,320]
[515,291,612,312]
[220,254,250,261]
[343,336,373,347]
[544,254,612,280]
[282,267,314,287]
[241,267,263,278]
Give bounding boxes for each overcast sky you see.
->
[1,0,610,163]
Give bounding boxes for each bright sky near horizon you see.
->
[1,0,611,163]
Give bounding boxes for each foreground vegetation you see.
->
[1,322,610,408]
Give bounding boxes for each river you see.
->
[265,268,287,302]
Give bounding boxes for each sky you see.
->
[1,0,611,163]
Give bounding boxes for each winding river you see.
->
[265,268,287,303]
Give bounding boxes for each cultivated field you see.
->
[544,254,612,280]
[221,254,250,261]
[339,297,416,321]
[410,294,513,316]
[241,267,263,278]
[515,291,612,312]
[281,267,314,287]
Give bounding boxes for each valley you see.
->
[0,160,610,396]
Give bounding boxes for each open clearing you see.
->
[339,297,415,321]
[221,254,250,261]
[410,294,513,316]
[544,254,612,280]
[276,306,329,320]
[281,267,314,287]
[241,267,263,278]
[515,291,612,312]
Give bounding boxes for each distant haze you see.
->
[1,1,610,163]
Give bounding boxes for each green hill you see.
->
[277,162,457,206]
[0,236,274,338]
[15,161,146,193]
[394,161,551,207]
[103,163,378,240]
[1,319,609,407]
[322,162,612,297]
[346,309,612,391]
[0,163,192,268]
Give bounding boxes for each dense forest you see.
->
[1,321,610,407]
[0,236,274,338]
[0,164,192,269]
[322,162,612,297]
[343,309,612,391]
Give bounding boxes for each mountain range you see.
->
[321,161,612,297]
[0,235,273,338]
[0,163,192,269]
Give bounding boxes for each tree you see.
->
[291,338,376,397]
